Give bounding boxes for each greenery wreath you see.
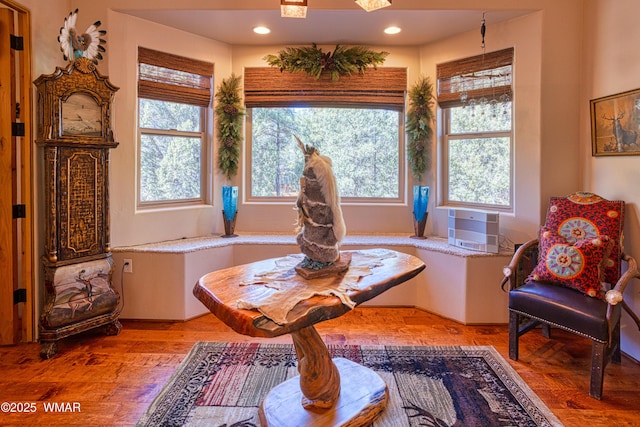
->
[263,43,388,81]
[215,74,244,180]
[406,76,435,182]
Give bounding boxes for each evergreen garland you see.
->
[406,76,435,182]
[264,43,389,81]
[215,74,244,180]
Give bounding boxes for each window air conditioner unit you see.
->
[448,208,499,253]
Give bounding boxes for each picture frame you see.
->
[590,87,640,156]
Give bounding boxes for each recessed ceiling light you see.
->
[384,26,401,35]
[253,26,271,35]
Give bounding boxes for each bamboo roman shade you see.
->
[243,67,407,109]
[437,47,514,108]
[138,47,213,107]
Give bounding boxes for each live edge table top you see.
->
[193,249,426,338]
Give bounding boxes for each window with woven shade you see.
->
[138,47,213,107]
[438,47,514,211]
[437,47,513,109]
[243,67,408,202]
[137,47,213,207]
[244,67,406,109]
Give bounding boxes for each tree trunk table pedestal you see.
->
[193,249,426,427]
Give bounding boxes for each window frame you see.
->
[244,105,406,205]
[137,102,208,208]
[441,106,514,211]
[136,47,213,209]
[243,66,407,205]
[437,47,514,212]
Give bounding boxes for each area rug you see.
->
[137,342,563,427]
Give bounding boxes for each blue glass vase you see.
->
[411,185,429,239]
[221,186,238,237]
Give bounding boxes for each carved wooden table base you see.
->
[259,324,388,426]
[292,326,341,409]
[193,249,425,426]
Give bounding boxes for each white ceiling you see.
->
[118,8,534,47]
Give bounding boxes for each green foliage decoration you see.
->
[215,74,245,180]
[263,43,389,81]
[406,76,435,182]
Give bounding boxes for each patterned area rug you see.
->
[137,343,563,427]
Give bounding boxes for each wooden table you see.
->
[193,249,425,426]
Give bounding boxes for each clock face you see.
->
[61,93,102,136]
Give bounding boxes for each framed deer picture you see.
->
[590,87,640,156]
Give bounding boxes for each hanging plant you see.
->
[263,43,388,81]
[406,76,435,182]
[215,74,244,181]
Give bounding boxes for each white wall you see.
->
[581,0,640,359]
[419,12,545,244]
[106,11,233,246]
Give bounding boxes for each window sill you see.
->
[112,232,511,258]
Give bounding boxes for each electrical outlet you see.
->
[123,259,133,273]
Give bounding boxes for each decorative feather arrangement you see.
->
[58,9,106,64]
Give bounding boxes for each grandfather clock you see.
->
[35,57,121,359]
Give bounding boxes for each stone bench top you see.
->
[112,233,511,258]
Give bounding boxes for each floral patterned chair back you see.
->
[543,191,624,292]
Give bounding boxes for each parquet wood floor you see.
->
[0,307,638,426]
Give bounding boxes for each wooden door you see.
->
[0,3,33,344]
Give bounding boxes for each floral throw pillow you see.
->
[545,192,624,285]
[529,227,613,299]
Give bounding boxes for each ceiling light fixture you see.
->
[281,0,308,18]
[253,26,271,35]
[384,26,401,35]
[355,0,392,12]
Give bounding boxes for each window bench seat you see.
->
[112,234,512,324]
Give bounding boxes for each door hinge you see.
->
[12,122,25,137]
[12,204,26,219]
[10,35,24,51]
[14,288,27,304]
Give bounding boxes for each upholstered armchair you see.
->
[501,192,640,399]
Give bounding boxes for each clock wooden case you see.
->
[34,57,121,359]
